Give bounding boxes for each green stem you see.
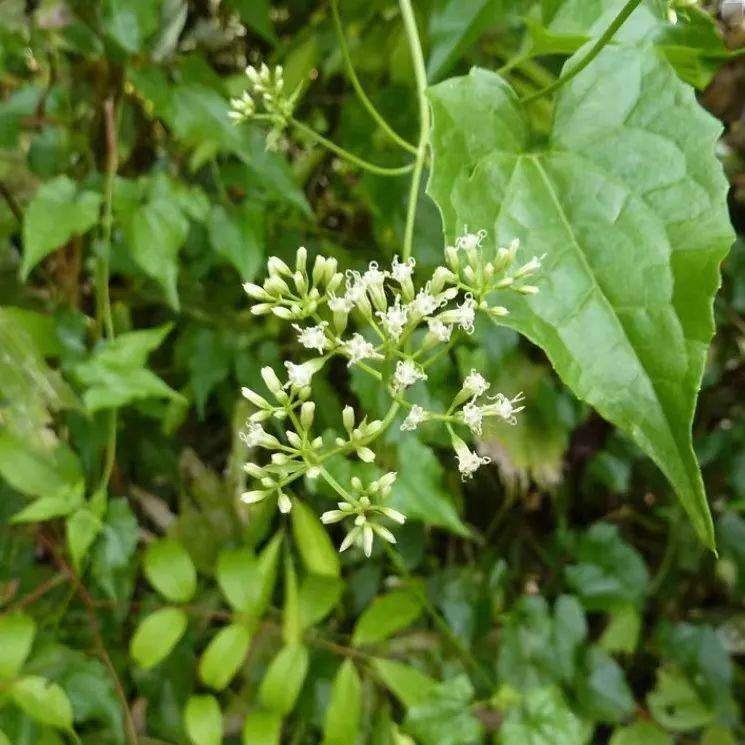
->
[330,0,417,155]
[96,97,119,495]
[521,0,644,104]
[383,544,496,688]
[290,118,413,176]
[399,0,430,261]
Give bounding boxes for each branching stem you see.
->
[290,118,413,176]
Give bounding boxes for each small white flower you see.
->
[400,404,426,431]
[462,370,490,398]
[454,295,476,333]
[362,261,387,288]
[427,318,453,342]
[456,447,491,479]
[377,297,408,341]
[455,229,487,251]
[390,255,415,283]
[462,401,484,435]
[410,286,441,318]
[284,361,314,389]
[328,293,352,313]
[293,322,329,354]
[488,392,525,425]
[240,422,267,448]
[514,254,544,278]
[393,360,427,392]
[344,271,367,305]
[342,333,383,367]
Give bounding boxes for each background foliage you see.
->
[0,0,743,743]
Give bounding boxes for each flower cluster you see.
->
[229,64,299,148]
[238,231,542,555]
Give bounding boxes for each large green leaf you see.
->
[427,47,733,548]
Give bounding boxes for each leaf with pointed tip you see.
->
[427,46,733,548]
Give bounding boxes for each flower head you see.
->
[462,401,484,435]
[377,297,408,341]
[410,285,441,318]
[284,361,314,389]
[393,359,427,392]
[427,318,453,343]
[456,229,487,252]
[390,255,415,283]
[401,404,426,431]
[462,370,489,398]
[487,392,525,425]
[455,447,491,480]
[454,295,476,333]
[293,322,329,354]
[342,333,383,367]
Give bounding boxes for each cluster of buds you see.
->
[238,231,542,554]
[229,64,299,148]
[321,474,405,558]
[444,230,543,313]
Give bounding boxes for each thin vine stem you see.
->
[96,96,119,494]
[330,0,417,155]
[399,0,430,261]
[521,0,644,104]
[290,118,413,176]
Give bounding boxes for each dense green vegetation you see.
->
[0,0,743,743]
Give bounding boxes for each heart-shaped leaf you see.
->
[427,45,733,548]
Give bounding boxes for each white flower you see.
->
[455,229,486,252]
[514,254,544,278]
[454,295,476,333]
[240,422,267,448]
[456,447,491,480]
[488,392,525,425]
[393,360,427,392]
[293,322,329,354]
[284,361,314,389]
[462,401,484,435]
[344,271,367,305]
[377,297,408,341]
[328,293,352,313]
[342,333,383,367]
[390,255,415,283]
[410,286,441,318]
[400,404,426,431]
[362,261,387,288]
[427,318,452,342]
[462,370,489,398]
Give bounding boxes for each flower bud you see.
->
[293,271,307,295]
[241,386,270,409]
[243,463,266,478]
[356,447,375,463]
[342,405,355,433]
[261,367,283,396]
[251,303,273,315]
[268,256,292,276]
[243,282,272,300]
[271,306,293,319]
[286,431,303,449]
[241,490,266,504]
[300,401,315,430]
[295,246,307,273]
[445,246,460,271]
[312,256,327,286]
[264,275,290,296]
[277,492,292,513]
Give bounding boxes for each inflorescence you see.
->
[238,231,542,557]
